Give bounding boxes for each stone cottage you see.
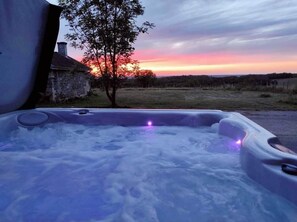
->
[46,42,91,102]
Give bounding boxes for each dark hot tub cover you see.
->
[0,0,62,114]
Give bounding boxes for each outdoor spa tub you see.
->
[0,108,297,221]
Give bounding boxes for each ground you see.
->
[39,87,297,110]
[242,111,297,151]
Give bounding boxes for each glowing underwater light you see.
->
[236,140,242,145]
[147,121,153,126]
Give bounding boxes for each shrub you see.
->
[259,93,272,98]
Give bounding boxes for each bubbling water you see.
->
[0,123,296,222]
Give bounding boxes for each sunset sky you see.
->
[47,0,297,76]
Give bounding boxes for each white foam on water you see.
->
[0,123,296,222]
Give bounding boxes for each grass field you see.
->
[38,88,297,111]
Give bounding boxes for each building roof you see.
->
[51,52,91,72]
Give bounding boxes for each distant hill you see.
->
[149,73,297,88]
[96,72,297,89]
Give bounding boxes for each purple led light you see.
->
[236,140,242,145]
[147,121,152,126]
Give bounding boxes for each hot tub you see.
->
[0,108,296,221]
[1,1,297,221]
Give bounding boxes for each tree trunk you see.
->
[105,87,112,102]
[111,86,117,108]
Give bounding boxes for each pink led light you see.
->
[236,140,242,145]
[147,121,152,126]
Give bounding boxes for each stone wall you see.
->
[46,70,91,102]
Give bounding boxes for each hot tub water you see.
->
[0,123,296,221]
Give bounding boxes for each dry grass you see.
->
[38,87,297,111]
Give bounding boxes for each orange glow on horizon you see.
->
[139,60,297,76]
[90,65,99,75]
[134,50,297,76]
[73,52,297,76]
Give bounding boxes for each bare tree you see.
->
[59,0,154,107]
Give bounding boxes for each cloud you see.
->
[49,0,297,74]
[137,0,297,56]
